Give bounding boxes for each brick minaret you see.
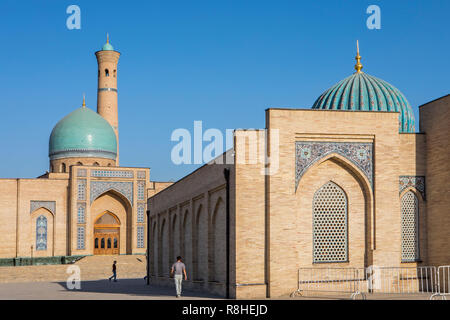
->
[95,34,121,164]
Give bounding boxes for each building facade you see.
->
[0,38,170,261]
[148,48,449,298]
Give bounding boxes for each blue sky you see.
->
[0,0,448,180]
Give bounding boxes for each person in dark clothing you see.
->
[109,260,117,282]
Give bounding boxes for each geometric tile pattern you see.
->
[401,191,419,262]
[77,203,86,224]
[137,181,146,201]
[91,170,133,178]
[296,141,373,191]
[90,181,133,205]
[399,176,426,200]
[77,179,86,201]
[77,226,85,250]
[137,171,146,179]
[137,203,145,223]
[30,201,55,215]
[137,225,145,248]
[313,181,348,263]
[36,215,47,251]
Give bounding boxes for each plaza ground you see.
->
[0,278,222,300]
[0,279,438,300]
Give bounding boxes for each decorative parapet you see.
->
[91,170,133,178]
[295,141,373,191]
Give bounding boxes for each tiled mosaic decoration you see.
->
[295,141,373,191]
[399,176,425,200]
[30,201,55,215]
[36,215,47,251]
[91,170,134,178]
[90,181,133,205]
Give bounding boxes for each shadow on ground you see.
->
[57,278,222,299]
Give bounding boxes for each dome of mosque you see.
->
[312,42,415,133]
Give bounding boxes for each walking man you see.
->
[171,256,187,298]
[109,260,117,282]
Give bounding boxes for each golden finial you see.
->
[354,40,363,73]
[82,93,86,107]
[106,33,109,44]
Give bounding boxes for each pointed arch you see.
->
[194,203,207,281]
[90,185,133,209]
[94,211,121,225]
[210,196,226,283]
[159,218,169,276]
[299,152,374,250]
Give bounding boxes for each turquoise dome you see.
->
[102,42,114,51]
[312,72,415,133]
[49,106,117,160]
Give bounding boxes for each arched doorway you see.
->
[94,211,120,255]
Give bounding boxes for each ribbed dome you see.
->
[312,41,415,133]
[312,72,415,133]
[49,106,117,160]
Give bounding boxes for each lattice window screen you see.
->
[137,204,145,223]
[77,203,86,224]
[313,181,348,263]
[137,226,145,248]
[401,191,419,262]
[77,226,85,250]
[77,180,86,200]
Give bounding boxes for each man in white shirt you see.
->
[171,256,187,298]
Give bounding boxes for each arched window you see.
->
[95,238,99,249]
[105,69,109,77]
[113,69,116,77]
[312,181,348,263]
[93,162,100,166]
[36,215,47,251]
[101,238,105,248]
[107,238,112,248]
[61,163,66,173]
[114,238,118,248]
[401,191,420,262]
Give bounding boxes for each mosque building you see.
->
[0,37,170,262]
[147,43,449,298]
[0,38,448,299]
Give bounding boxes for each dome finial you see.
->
[82,93,86,108]
[355,40,363,73]
[106,32,109,44]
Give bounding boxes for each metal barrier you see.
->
[291,266,441,300]
[290,267,367,299]
[430,266,450,300]
[367,266,437,297]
